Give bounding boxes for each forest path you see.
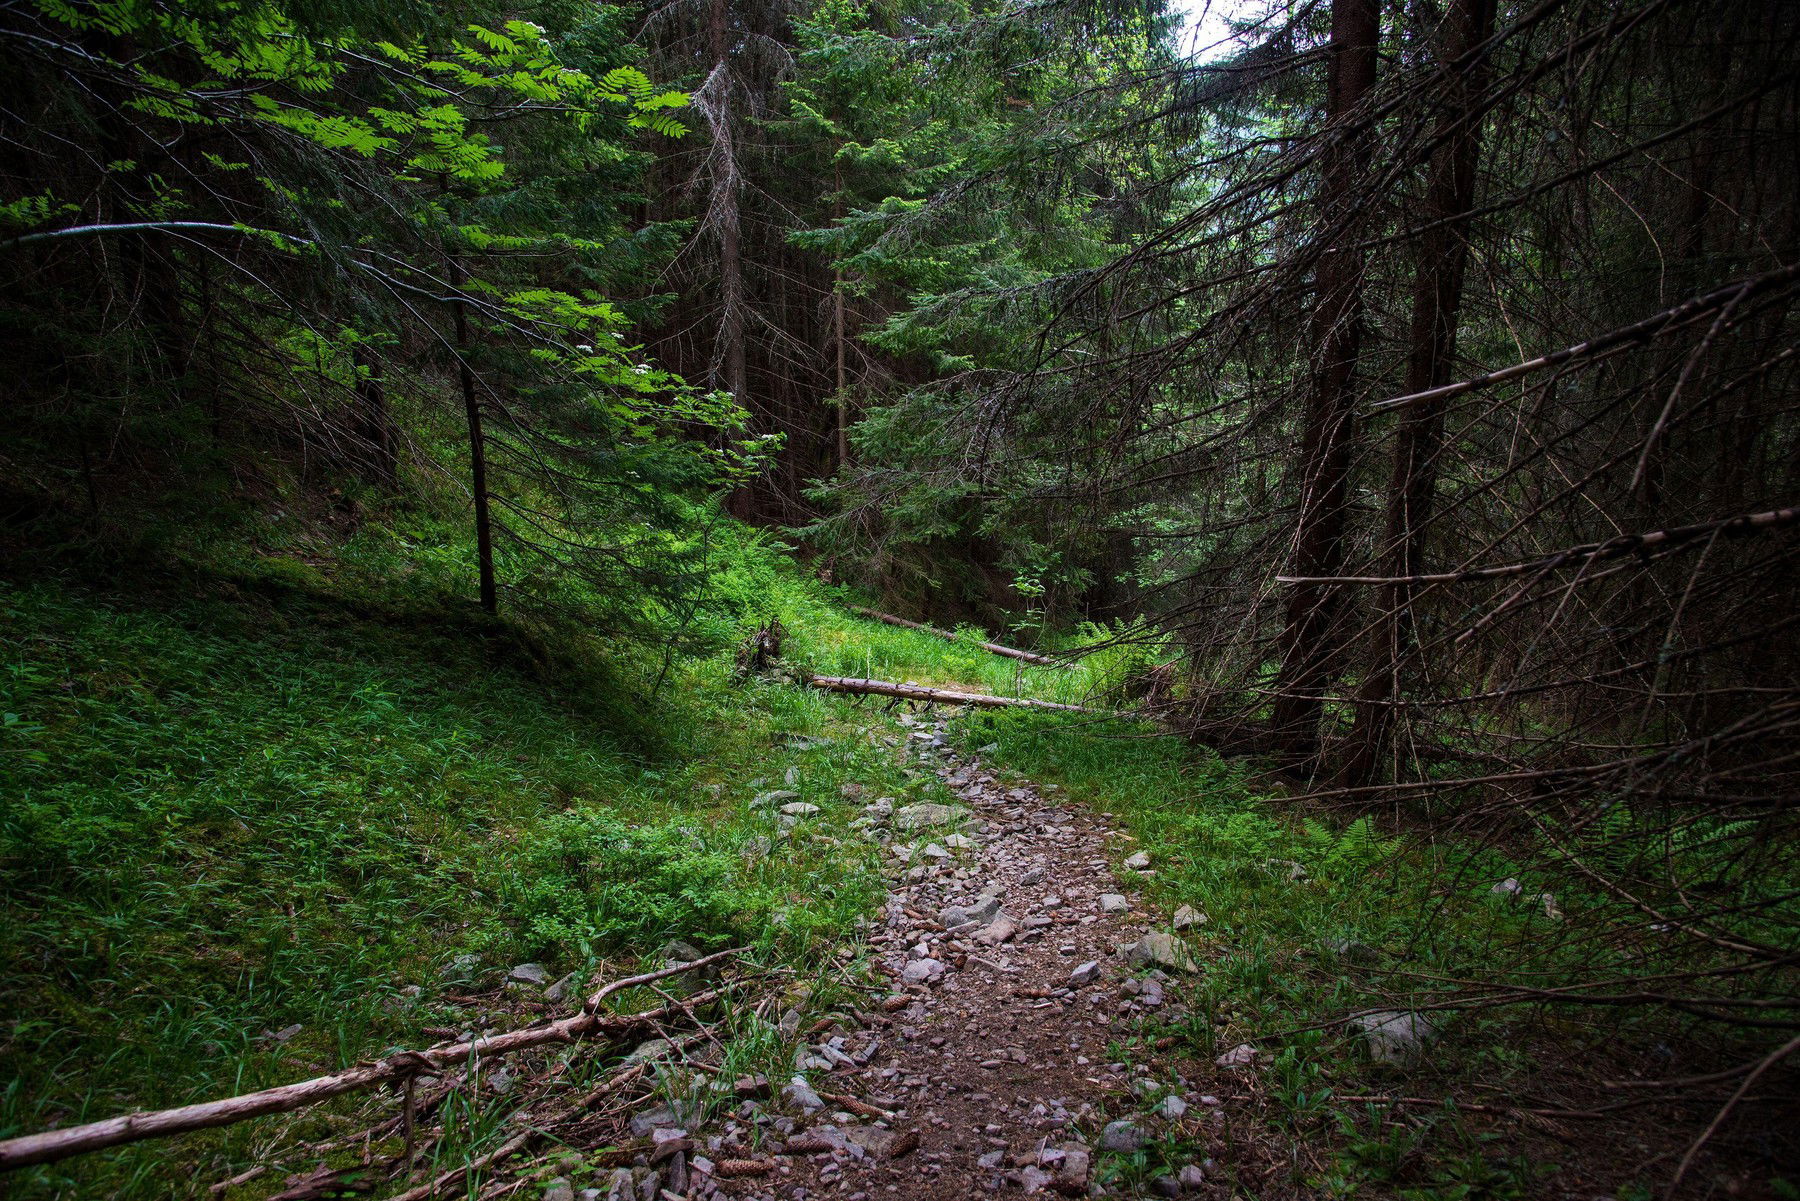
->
[738,709,1216,1201]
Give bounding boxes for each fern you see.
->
[1299,815,1391,876]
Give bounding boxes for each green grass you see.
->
[4,534,1791,1199]
[929,705,1653,1197]
[772,580,1151,707]
[0,567,944,1198]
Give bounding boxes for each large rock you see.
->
[1123,850,1152,870]
[781,1076,825,1111]
[894,802,966,830]
[1055,1146,1091,1190]
[602,1168,635,1201]
[973,913,1019,945]
[1352,1010,1437,1066]
[1098,1120,1148,1152]
[507,962,550,986]
[901,958,945,985]
[1214,1043,1258,1068]
[1098,894,1130,914]
[628,1106,680,1136]
[1172,905,1206,930]
[1069,960,1102,987]
[940,895,1003,928]
[843,1125,900,1158]
[1123,932,1198,972]
[625,1037,676,1065]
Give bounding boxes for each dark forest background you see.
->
[3,0,1797,1195]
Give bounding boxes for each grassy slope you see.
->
[0,564,962,1198]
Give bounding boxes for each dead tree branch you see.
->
[0,950,743,1171]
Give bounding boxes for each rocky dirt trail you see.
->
[597,710,1224,1201]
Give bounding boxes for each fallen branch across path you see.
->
[805,675,1094,712]
[848,607,1064,667]
[0,949,742,1172]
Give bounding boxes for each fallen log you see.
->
[0,948,742,1172]
[805,675,1093,712]
[848,607,1063,667]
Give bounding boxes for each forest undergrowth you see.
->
[3,521,1791,1198]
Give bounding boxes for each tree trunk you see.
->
[834,268,849,468]
[805,675,1091,712]
[1338,0,1496,788]
[1267,0,1381,768]
[447,252,498,616]
[707,0,755,521]
[350,345,397,489]
[833,160,850,469]
[849,606,1064,665]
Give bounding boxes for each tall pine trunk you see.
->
[833,161,849,469]
[1268,0,1381,767]
[1338,0,1496,788]
[447,250,498,616]
[706,0,754,520]
[350,345,397,489]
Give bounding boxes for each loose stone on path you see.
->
[742,711,1215,1200]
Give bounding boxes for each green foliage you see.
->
[1299,815,1394,878]
[509,810,744,950]
[1,0,748,639]
[0,555,901,1197]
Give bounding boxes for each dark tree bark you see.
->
[447,254,497,616]
[1268,0,1382,767]
[833,161,850,470]
[1339,0,1497,787]
[350,345,397,489]
[702,0,755,521]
